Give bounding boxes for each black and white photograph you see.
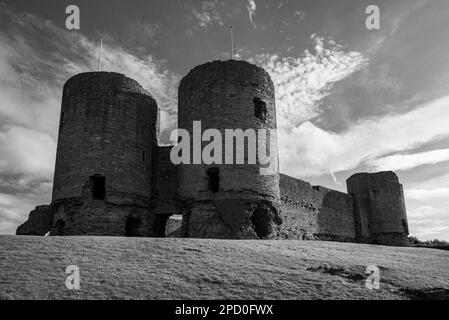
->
[0,0,448,310]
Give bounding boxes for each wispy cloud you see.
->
[367,149,449,172]
[253,34,368,128]
[191,0,225,29]
[246,0,257,27]
[277,95,449,178]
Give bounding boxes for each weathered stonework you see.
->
[347,171,409,246]
[16,61,410,246]
[16,205,52,235]
[279,174,355,242]
[52,72,158,202]
[177,60,281,239]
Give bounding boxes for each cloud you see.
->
[403,173,449,240]
[277,95,449,178]
[253,34,368,129]
[294,10,306,20]
[246,0,257,27]
[0,127,56,179]
[407,204,449,240]
[367,149,449,172]
[192,0,225,29]
[330,170,342,186]
[0,5,179,234]
[406,188,449,201]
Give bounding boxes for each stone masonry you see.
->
[16,60,410,246]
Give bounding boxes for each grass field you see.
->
[0,235,448,300]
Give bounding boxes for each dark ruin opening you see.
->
[207,167,220,193]
[253,97,267,122]
[90,174,105,200]
[55,220,65,236]
[153,215,170,237]
[251,208,271,238]
[142,150,146,162]
[125,216,141,237]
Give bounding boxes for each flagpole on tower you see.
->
[230,26,234,60]
[98,38,103,71]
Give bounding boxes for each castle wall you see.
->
[177,60,281,239]
[279,174,355,242]
[52,72,158,203]
[50,198,151,236]
[151,146,179,216]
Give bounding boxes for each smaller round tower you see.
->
[346,171,409,246]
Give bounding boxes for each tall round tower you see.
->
[51,72,159,236]
[346,171,409,246]
[177,60,281,239]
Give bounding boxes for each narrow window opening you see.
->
[55,220,65,236]
[207,167,219,193]
[142,150,146,162]
[253,97,267,122]
[125,217,141,237]
[90,174,105,200]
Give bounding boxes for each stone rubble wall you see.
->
[279,174,356,242]
[16,205,53,236]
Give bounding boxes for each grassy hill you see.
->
[0,235,448,300]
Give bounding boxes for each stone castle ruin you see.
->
[16,60,410,246]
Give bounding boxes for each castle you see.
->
[16,60,410,246]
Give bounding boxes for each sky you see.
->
[1,0,449,240]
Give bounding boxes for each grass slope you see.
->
[0,235,448,300]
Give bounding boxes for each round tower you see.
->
[177,60,281,239]
[346,171,409,246]
[50,72,158,235]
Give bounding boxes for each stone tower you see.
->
[177,60,281,239]
[346,171,409,246]
[50,72,159,236]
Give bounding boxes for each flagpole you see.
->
[230,26,234,60]
[98,38,103,71]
